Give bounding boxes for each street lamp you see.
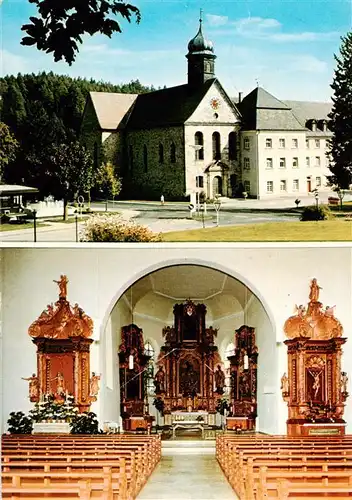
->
[213,197,222,227]
[200,203,205,229]
[32,209,37,242]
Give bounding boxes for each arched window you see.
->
[170,142,176,163]
[212,132,221,160]
[228,132,237,160]
[144,341,155,395]
[158,143,164,164]
[143,145,148,172]
[194,132,204,160]
[129,145,133,171]
[93,142,98,169]
[224,342,235,394]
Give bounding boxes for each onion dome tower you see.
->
[186,11,217,89]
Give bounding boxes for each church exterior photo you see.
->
[80,19,333,201]
[2,246,351,437]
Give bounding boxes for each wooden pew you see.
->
[216,434,352,500]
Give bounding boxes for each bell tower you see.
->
[186,11,217,89]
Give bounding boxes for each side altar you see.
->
[24,275,100,413]
[156,299,225,427]
[282,279,349,437]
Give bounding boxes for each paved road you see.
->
[0,192,345,242]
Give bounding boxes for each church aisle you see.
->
[137,441,237,500]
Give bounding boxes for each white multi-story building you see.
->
[81,19,332,200]
[238,90,332,198]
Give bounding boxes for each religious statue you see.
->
[215,365,226,394]
[280,372,289,394]
[22,373,39,400]
[311,371,321,399]
[309,278,321,302]
[53,275,69,300]
[341,372,348,394]
[154,366,165,394]
[90,372,101,398]
[52,372,65,396]
[180,361,199,396]
[239,371,251,396]
[325,305,335,317]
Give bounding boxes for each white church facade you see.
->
[81,19,333,201]
[1,245,351,435]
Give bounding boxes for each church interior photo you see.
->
[1,245,352,498]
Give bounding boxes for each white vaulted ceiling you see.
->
[120,264,253,322]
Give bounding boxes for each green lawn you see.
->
[162,219,352,242]
[0,222,47,232]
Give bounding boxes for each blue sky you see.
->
[0,0,351,101]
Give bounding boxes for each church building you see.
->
[81,18,332,201]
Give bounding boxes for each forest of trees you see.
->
[0,71,153,196]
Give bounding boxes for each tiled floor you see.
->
[137,441,237,500]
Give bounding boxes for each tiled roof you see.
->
[283,100,332,126]
[237,87,304,131]
[126,79,216,129]
[89,92,138,130]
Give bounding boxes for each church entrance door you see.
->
[213,176,222,196]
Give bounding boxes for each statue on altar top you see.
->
[53,275,69,300]
[309,278,322,302]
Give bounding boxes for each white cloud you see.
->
[286,54,328,73]
[206,14,228,27]
[234,16,281,33]
[208,15,339,44]
[269,31,339,42]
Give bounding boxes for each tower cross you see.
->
[200,8,203,23]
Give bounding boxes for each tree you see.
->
[0,123,19,182]
[328,32,352,189]
[21,0,141,65]
[47,141,94,220]
[95,162,122,201]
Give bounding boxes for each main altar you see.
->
[157,300,224,427]
[282,279,349,436]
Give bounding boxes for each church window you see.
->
[143,145,148,172]
[212,131,221,160]
[244,180,251,193]
[93,142,98,169]
[228,132,237,160]
[195,132,204,160]
[170,142,176,163]
[224,342,235,394]
[158,143,164,164]
[144,341,155,396]
[129,145,133,171]
[244,137,250,150]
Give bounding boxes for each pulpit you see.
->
[158,300,223,426]
[26,276,95,412]
[118,324,152,430]
[282,279,348,436]
[227,325,258,430]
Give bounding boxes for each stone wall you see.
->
[125,126,186,200]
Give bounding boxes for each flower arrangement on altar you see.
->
[29,393,78,423]
[6,393,102,434]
